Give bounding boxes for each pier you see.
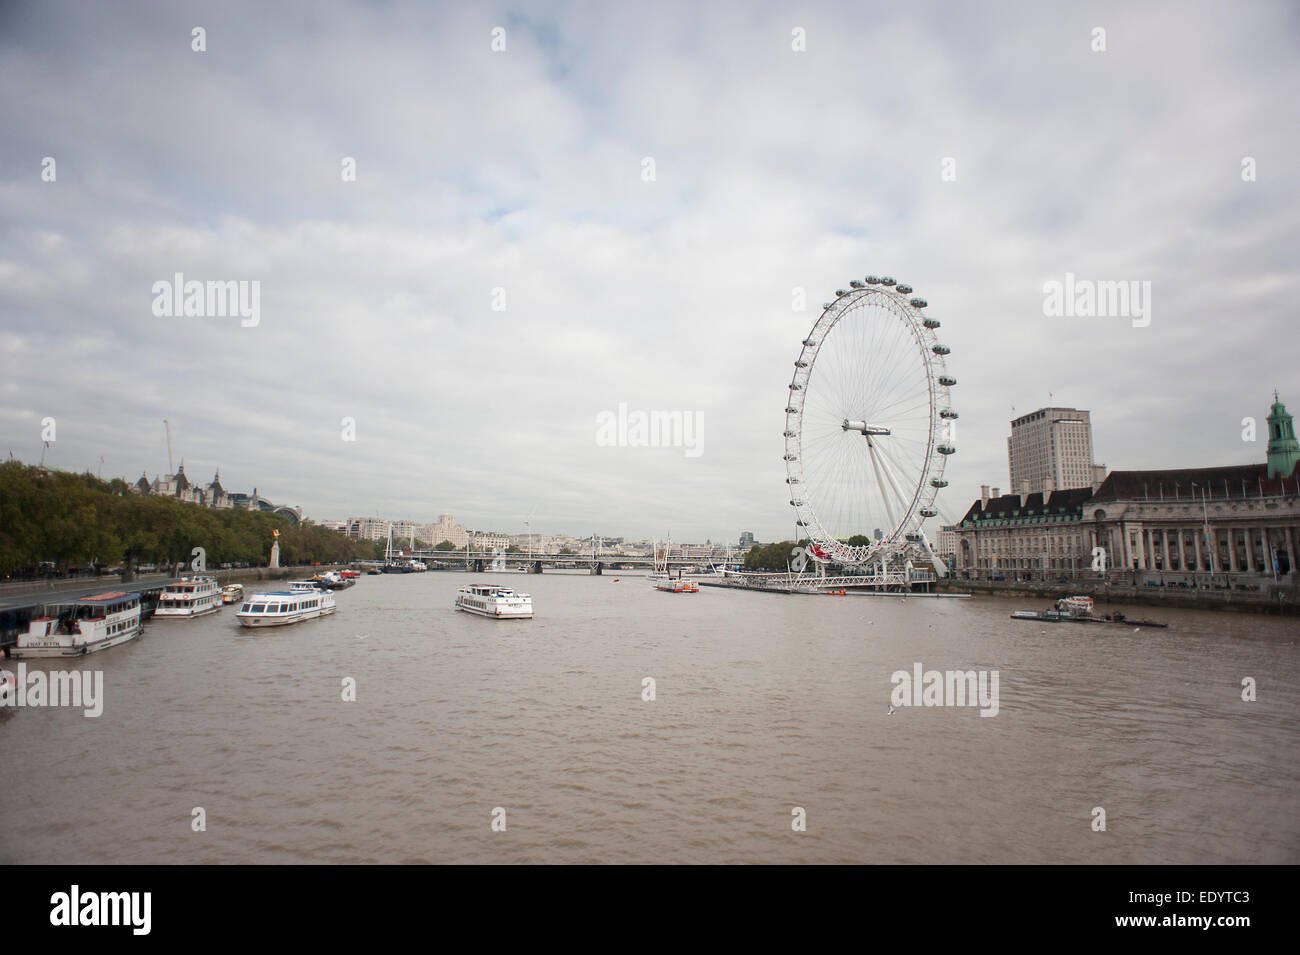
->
[0,565,339,652]
[0,579,175,653]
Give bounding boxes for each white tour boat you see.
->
[10,592,143,658]
[155,574,222,618]
[221,583,244,604]
[654,578,699,593]
[235,586,337,628]
[455,584,533,619]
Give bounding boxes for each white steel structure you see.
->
[784,275,955,575]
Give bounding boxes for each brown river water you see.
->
[2,572,1297,864]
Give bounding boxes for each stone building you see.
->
[954,395,1300,583]
[134,465,302,525]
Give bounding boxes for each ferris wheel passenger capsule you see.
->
[880,276,896,286]
[919,508,937,518]
[938,375,956,386]
[783,453,796,461]
[939,409,958,419]
[802,338,818,346]
[896,284,913,295]
[910,298,928,308]
[932,345,950,355]
[822,303,832,310]
[905,532,923,542]
[930,478,949,487]
[865,275,880,284]
[923,317,941,328]
[937,444,956,454]
[836,289,849,296]
[850,280,864,288]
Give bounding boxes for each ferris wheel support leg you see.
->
[869,437,914,528]
[919,529,947,577]
[865,437,899,530]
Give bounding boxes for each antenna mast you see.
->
[163,419,175,474]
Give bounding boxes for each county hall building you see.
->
[953,395,1300,584]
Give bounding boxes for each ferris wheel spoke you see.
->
[864,437,898,531]
[873,435,924,516]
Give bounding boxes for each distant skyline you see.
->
[2,1,1296,543]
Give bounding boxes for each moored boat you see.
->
[1057,596,1094,616]
[9,592,143,658]
[156,574,222,618]
[1009,606,1167,628]
[235,586,337,628]
[221,583,244,604]
[455,585,533,618]
[313,570,354,589]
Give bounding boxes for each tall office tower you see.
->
[1007,407,1100,494]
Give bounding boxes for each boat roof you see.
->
[78,591,140,603]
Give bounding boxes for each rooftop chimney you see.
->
[992,487,1000,499]
[980,485,990,508]
[1020,480,1030,507]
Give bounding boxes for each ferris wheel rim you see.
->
[784,278,954,566]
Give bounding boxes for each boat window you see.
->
[251,604,265,613]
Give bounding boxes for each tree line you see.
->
[0,462,382,576]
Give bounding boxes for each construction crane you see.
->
[163,419,174,474]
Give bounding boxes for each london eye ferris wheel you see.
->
[783,275,955,570]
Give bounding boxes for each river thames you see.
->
[2,573,1297,864]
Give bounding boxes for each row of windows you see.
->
[978,538,1086,554]
[240,599,320,614]
[79,599,140,619]
[105,616,137,635]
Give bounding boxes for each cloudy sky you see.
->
[2,0,1296,544]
